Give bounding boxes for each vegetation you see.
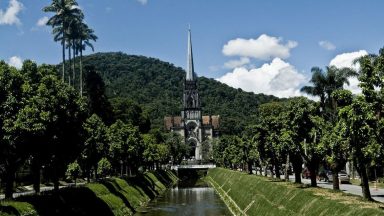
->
[80,52,280,133]
[212,47,384,201]
[0,170,178,216]
[44,0,97,94]
[0,59,185,201]
[207,168,384,216]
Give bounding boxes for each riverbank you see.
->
[207,168,384,216]
[0,170,178,216]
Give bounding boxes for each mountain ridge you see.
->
[81,52,281,134]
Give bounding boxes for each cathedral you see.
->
[164,29,219,161]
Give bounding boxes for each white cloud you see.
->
[329,50,368,95]
[319,40,336,50]
[217,58,307,98]
[8,56,23,69]
[36,16,49,27]
[136,0,148,5]
[223,57,250,69]
[0,0,23,26]
[222,34,298,60]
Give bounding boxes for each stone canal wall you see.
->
[0,170,178,216]
[207,168,384,216]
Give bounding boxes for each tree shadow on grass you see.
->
[127,174,158,199]
[101,179,136,213]
[17,187,114,216]
[0,205,19,216]
[153,170,174,186]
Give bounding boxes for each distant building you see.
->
[164,28,219,161]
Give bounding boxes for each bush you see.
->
[66,161,82,183]
[98,158,112,178]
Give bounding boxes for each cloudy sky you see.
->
[1,0,383,98]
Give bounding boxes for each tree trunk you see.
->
[68,46,71,86]
[4,165,16,200]
[248,160,253,174]
[86,168,90,183]
[309,165,317,187]
[80,48,83,96]
[62,38,66,81]
[53,164,59,192]
[332,170,340,190]
[275,163,281,179]
[359,164,372,200]
[72,41,75,88]
[120,162,123,177]
[269,165,274,178]
[32,158,41,194]
[264,164,268,177]
[291,154,302,184]
[94,163,98,180]
[284,154,290,181]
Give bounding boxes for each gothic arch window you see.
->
[187,94,194,108]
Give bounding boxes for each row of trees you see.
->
[0,61,190,200]
[44,0,97,95]
[213,48,384,201]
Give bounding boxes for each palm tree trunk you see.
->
[68,45,71,86]
[72,40,75,88]
[80,47,83,96]
[62,38,65,81]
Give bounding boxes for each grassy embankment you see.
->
[207,168,384,216]
[0,170,178,216]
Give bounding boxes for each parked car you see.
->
[326,170,350,183]
[302,168,310,179]
[318,170,329,182]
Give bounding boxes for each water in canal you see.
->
[134,185,231,216]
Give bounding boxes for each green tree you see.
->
[165,133,188,165]
[339,96,377,200]
[110,97,150,133]
[84,67,114,124]
[66,161,81,185]
[258,102,285,178]
[283,97,315,184]
[0,61,26,199]
[81,114,108,181]
[97,158,112,178]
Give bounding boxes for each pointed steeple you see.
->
[186,27,195,81]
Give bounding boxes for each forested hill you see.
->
[82,52,280,134]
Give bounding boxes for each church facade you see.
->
[164,29,219,161]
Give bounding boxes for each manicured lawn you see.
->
[207,168,384,216]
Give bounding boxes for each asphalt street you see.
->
[293,176,384,203]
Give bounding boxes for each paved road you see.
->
[291,176,384,203]
[0,183,81,200]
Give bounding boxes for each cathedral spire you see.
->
[186,27,195,81]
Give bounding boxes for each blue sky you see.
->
[1,0,384,97]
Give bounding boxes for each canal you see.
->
[135,183,231,216]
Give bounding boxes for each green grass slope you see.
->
[0,170,178,216]
[207,168,384,216]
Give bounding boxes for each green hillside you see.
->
[81,52,280,134]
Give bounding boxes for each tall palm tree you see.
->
[43,0,83,82]
[76,23,97,96]
[301,67,327,109]
[301,66,357,112]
